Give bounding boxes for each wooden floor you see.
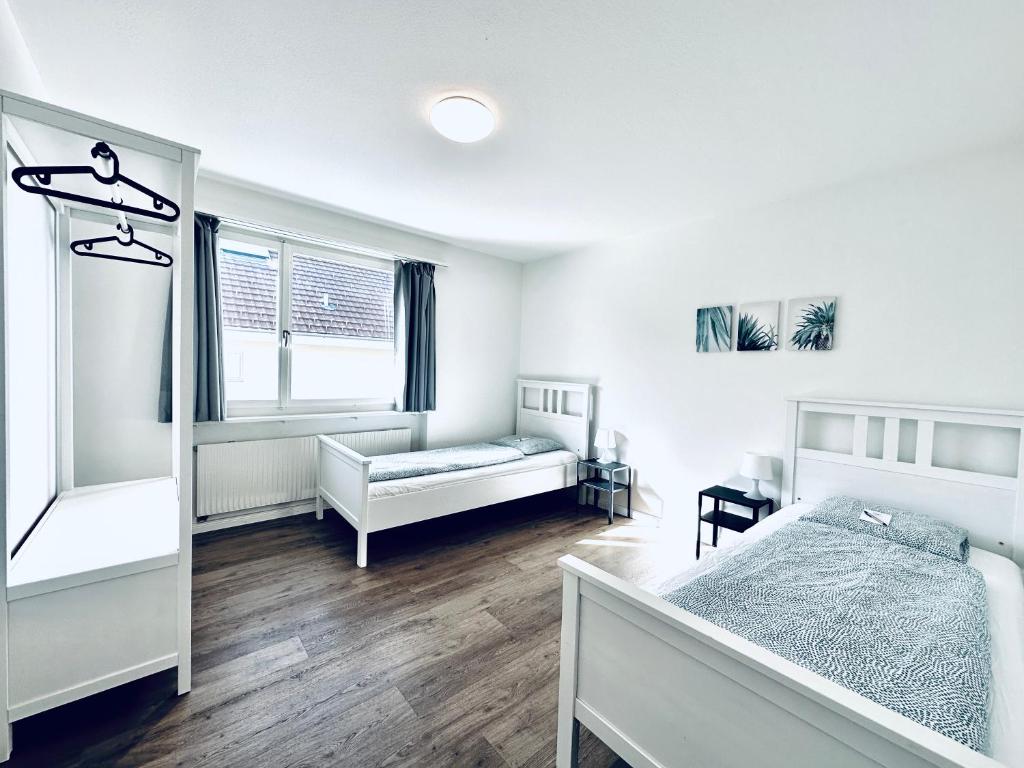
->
[6,490,682,768]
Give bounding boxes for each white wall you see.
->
[197,176,523,447]
[519,141,1024,529]
[426,239,524,446]
[72,219,172,486]
[0,0,44,98]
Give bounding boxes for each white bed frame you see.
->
[315,379,592,567]
[556,397,1024,768]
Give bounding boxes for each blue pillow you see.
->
[801,495,970,563]
[489,435,563,455]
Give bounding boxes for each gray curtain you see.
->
[395,260,436,412]
[193,213,225,422]
[160,213,225,422]
[157,283,173,422]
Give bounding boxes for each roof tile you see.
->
[220,251,394,341]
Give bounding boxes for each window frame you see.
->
[219,225,398,419]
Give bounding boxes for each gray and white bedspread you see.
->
[661,519,991,752]
[368,443,524,482]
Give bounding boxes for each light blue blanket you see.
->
[661,519,991,752]
[368,443,525,482]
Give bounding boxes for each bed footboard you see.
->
[555,555,999,768]
[316,435,371,567]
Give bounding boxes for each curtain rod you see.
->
[195,210,448,268]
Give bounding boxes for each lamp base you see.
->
[597,449,617,464]
[743,479,767,501]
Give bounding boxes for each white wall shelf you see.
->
[8,478,178,600]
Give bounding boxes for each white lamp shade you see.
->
[594,428,617,463]
[740,452,772,480]
[594,428,616,450]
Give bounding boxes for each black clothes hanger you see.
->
[71,222,173,268]
[11,141,180,223]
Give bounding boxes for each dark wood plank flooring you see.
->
[6,490,674,767]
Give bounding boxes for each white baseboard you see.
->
[9,654,178,722]
[578,485,658,521]
[618,506,660,524]
[192,499,315,534]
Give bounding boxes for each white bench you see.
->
[7,478,179,721]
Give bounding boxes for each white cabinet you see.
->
[6,479,180,720]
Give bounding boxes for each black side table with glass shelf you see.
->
[696,485,774,558]
[577,459,632,524]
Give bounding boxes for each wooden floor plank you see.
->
[127,609,506,768]
[209,686,419,768]
[385,636,562,766]
[7,491,649,768]
[446,736,512,768]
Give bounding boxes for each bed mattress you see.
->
[368,448,577,499]
[368,442,525,482]
[656,503,1024,768]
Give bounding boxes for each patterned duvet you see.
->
[661,518,991,752]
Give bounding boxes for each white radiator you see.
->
[195,429,412,518]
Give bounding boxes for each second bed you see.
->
[315,379,592,567]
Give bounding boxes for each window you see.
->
[218,230,396,415]
[289,251,395,400]
[219,236,280,402]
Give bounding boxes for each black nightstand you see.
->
[696,485,774,559]
[577,459,632,524]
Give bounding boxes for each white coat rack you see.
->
[0,89,198,761]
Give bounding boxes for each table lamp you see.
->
[594,428,617,464]
[740,452,772,500]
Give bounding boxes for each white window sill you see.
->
[221,398,400,421]
[218,409,402,425]
[193,409,424,446]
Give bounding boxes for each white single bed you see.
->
[556,397,1024,768]
[316,379,592,567]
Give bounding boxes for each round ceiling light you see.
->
[430,96,495,143]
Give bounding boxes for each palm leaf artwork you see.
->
[696,305,732,352]
[789,299,835,350]
[736,313,777,351]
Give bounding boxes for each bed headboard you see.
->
[515,379,593,460]
[783,398,1024,565]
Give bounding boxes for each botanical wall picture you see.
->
[737,301,779,351]
[695,305,733,352]
[787,296,836,350]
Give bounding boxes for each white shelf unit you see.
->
[0,91,198,761]
[7,478,179,721]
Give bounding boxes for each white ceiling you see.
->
[10,0,1024,260]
